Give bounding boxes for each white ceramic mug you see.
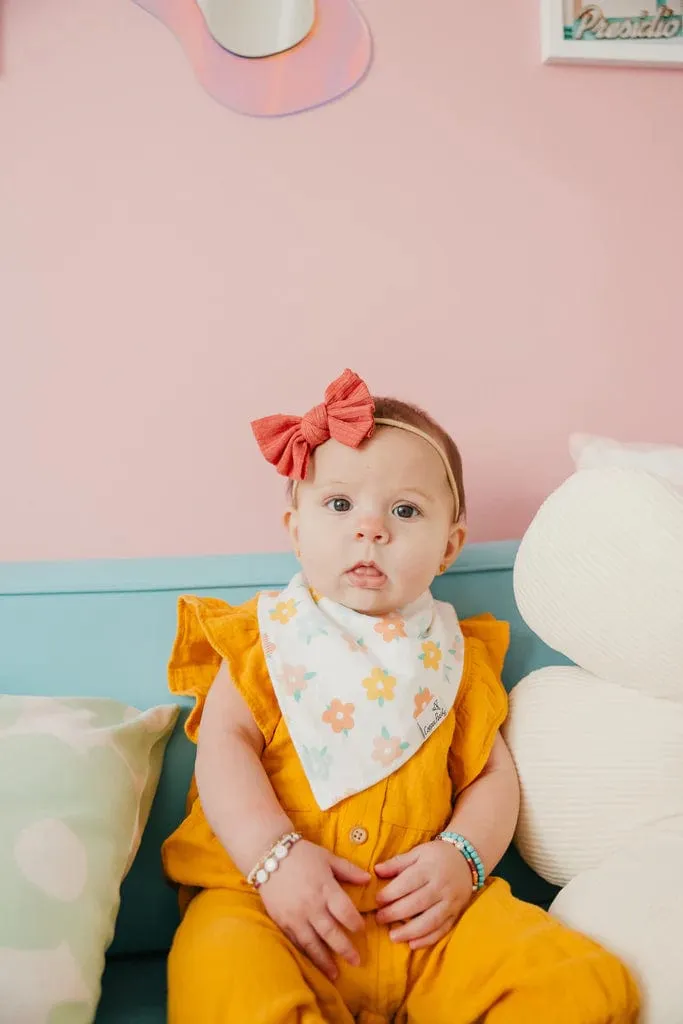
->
[197,0,316,58]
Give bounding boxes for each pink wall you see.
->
[2,0,681,562]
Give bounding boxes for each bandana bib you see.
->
[257,574,465,809]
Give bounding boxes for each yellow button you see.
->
[349,826,368,845]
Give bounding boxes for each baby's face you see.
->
[285,426,465,615]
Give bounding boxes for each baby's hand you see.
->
[374,841,474,950]
[258,840,370,981]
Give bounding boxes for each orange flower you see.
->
[322,699,355,735]
[373,613,407,643]
[270,599,298,625]
[309,587,323,604]
[362,667,397,707]
[372,728,409,766]
[413,687,434,718]
[419,640,442,670]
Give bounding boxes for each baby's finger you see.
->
[376,864,425,906]
[376,882,432,925]
[329,854,372,886]
[312,911,361,967]
[374,850,419,879]
[408,919,455,951]
[296,923,339,981]
[390,902,449,944]
[326,886,365,934]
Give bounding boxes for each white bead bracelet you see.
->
[247,831,302,888]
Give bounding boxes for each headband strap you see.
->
[374,418,460,521]
[252,370,461,520]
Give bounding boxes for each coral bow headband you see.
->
[251,369,376,481]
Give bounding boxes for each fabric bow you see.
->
[251,369,376,480]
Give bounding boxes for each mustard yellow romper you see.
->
[163,596,639,1024]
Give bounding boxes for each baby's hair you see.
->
[287,395,466,521]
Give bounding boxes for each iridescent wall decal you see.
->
[133,0,373,117]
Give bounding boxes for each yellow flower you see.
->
[420,640,442,670]
[362,667,397,707]
[270,599,298,625]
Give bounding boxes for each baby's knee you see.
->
[168,909,286,1022]
[581,946,640,1023]
[171,905,271,979]
[486,928,640,1024]
[527,939,640,1024]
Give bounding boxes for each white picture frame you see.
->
[542,0,683,66]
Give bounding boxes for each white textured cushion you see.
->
[513,468,683,701]
[550,834,683,1024]
[571,433,683,488]
[504,666,683,887]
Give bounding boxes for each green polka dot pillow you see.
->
[0,695,178,1023]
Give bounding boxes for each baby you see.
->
[162,370,639,1023]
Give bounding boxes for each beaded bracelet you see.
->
[247,831,302,889]
[437,832,486,892]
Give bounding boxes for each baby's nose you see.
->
[355,515,389,544]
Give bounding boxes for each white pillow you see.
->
[550,834,683,1024]
[504,666,683,887]
[0,696,178,1024]
[570,433,683,488]
[513,467,683,701]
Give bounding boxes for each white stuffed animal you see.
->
[504,437,683,1024]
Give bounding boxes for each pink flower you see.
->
[371,729,409,766]
[277,664,315,701]
[341,631,365,652]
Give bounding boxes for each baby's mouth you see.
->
[345,562,387,590]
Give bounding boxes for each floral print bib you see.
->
[257,574,465,809]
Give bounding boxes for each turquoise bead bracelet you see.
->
[438,832,486,892]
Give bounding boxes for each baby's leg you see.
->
[401,878,639,1024]
[168,887,355,1024]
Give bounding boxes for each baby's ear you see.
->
[443,522,467,569]
[283,506,300,555]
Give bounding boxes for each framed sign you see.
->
[542,1,683,66]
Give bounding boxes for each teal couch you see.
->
[0,541,566,1022]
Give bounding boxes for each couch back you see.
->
[0,541,566,956]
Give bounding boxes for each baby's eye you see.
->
[326,497,352,513]
[392,503,421,520]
